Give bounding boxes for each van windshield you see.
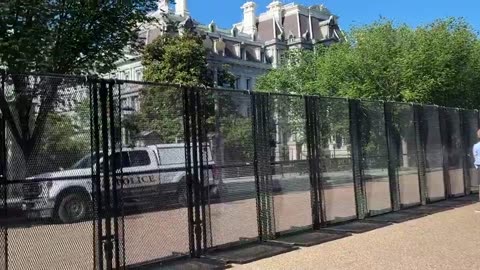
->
[70,153,103,169]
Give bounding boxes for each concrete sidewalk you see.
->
[234,203,480,270]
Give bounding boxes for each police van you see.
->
[21,143,221,224]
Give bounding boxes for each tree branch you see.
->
[26,81,59,156]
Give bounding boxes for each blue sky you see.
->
[188,0,480,33]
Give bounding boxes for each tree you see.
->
[132,33,210,145]
[32,111,90,175]
[129,31,258,166]
[0,0,161,173]
[257,18,480,166]
[131,33,235,144]
[256,18,480,109]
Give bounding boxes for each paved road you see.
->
[235,202,480,270]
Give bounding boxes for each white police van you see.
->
[21,143,220,223]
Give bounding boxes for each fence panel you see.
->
[199,89,260,248]
[0,71,478,269]
[420,105,445,202]
[117,83,190,266]
[0,71,7,270]
[358,101,392,216]
[318,98,357,223]
[4,74,94,270]
[442,108,465,196]
[269,94,311,233]
[463,110,479,193]
[388,103,421,208]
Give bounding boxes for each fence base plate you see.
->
[366,211,427,223]
[323,220,390,234]
[275,230,351,247]
[128,257,227,270]
[452,194,478,202]
[206,242,297,264]
[401,205,452,214]
[430,200,471,208]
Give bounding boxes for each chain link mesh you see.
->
[442,108,465,196]
[0,71,478,269]
[357,101,392,216]
[117,82,189,266]
[199,89,259,248]
[462,110,479,193]
[420,105,446,202]
[388,103,421,208]
[318,98,356,223]
[3,73,94,270]
[270,94,310,233]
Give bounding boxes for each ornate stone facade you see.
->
[113,0,343,89]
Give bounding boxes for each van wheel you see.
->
[56,192,90,224]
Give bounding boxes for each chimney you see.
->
[175,0,189,17]
[267,0,283,21]
[241,1,257,35]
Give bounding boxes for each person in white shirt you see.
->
[473,129,480,169]
[473,129,480,205]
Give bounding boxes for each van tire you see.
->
[55,191,91,224]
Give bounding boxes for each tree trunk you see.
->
[1,74,60,179]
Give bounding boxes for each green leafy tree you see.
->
[32,111,90,175]
[0,0,160,173]
[132,33,211,145]
[131,33,237,148]
[257,18,480,108]
[257,18,480,167]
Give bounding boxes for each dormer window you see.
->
[240,48,246,60]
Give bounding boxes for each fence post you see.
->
[349,99,367,219]
[438,107,451,198]
[477,110,480,197]
[384,102,401,211]
[182,86,196,257]
[305,96,324,229]
[413,105,428,205]
[0,69,7,270]
[89,77,105,270]
[460,109,471,195]
[252,93,275,240]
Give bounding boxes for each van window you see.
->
[70,153,103,169]
[111,152,130,168]
[160,147,185,165]
[160,146,212,165]
[129,150,151,166]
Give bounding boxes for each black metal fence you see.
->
[0,71,478,269]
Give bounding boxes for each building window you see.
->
[235,78,240,89]
[135,70,143,81]
[124,71,130,81]
[132,96,139,111]
[240,48,246,60]
[246,78,251,90]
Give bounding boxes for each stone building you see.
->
[113,0,343,89]
[112,0,348,158]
